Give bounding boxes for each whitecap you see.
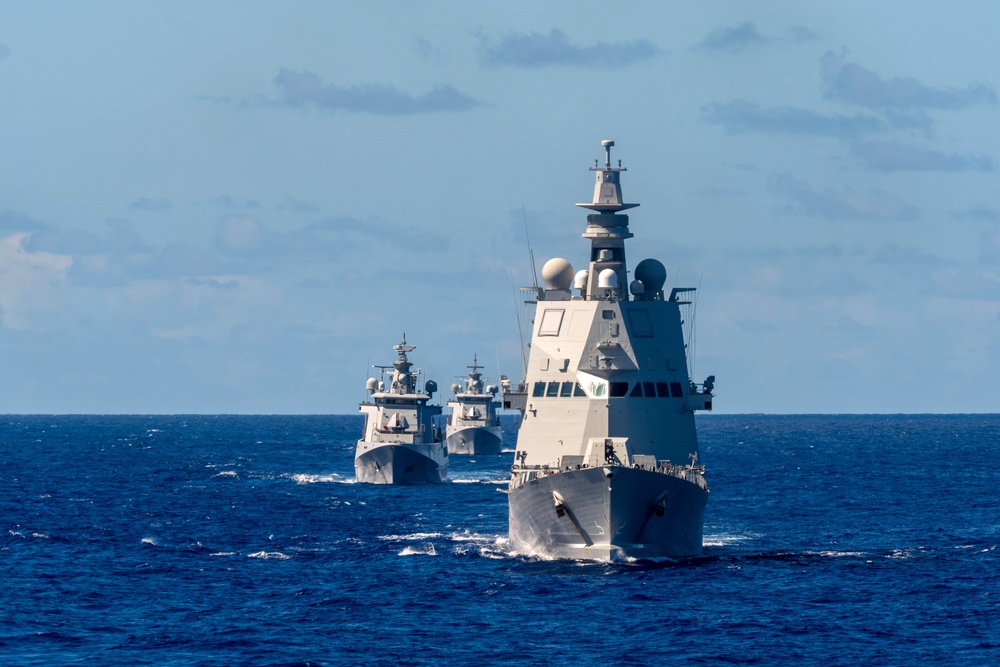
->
[398,544,437,556]
[212,470,238,479]
[288,473,342,484]
[379,532,445,541]
[141,537,158,546]
[247,551,291,560]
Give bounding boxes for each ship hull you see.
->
[354,441,448,484]
[508,466,707,561]
[445,425,502,455]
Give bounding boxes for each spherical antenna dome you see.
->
[598,268,619,289]
[541,258,574,291]
[634,258,667,294]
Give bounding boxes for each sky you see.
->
[2,2,998,414]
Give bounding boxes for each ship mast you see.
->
[575,140,639,301]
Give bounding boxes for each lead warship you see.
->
[507,140,715,561]
[355,336,447,484]
[445,355,502,455]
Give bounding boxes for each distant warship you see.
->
[445,355,502,455]
[506,140,715,561]
[355,336,447,484]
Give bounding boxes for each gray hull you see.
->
[446,425,502,455]
[508,466,707,561]
[354,442,447,484]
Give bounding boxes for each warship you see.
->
[355,335,447,484]
[445,355,503,455]
[506,140,715,561]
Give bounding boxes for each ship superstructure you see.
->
[355,335,447,484]
[445,355,502,455]
[507,140,715,560]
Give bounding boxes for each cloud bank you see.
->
[696,22,767,53]
[271,69,485,115]
[821,50,997,111]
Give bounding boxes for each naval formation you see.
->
[353,141,716,561]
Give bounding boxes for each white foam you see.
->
[379,532,445,541]
[398,544,437,556]
[141,537,157,546]
[247,551,291,560]
[288,473,342,484]
[212,470,238,479]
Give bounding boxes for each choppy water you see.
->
[2,414,998,666]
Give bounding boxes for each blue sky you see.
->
[2,2,998,414]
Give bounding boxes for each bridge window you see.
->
[656,382,670,398]
[533,382,545,397]
[610,382,629,397]
[539,309,565,336]
[574,383,586,397]
[630,383,643,397]
[643,382,656,398]
[546,382,560,397]
[670,382,684,398]
[560,381,574,397]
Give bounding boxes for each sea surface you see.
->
[2,414,999,666]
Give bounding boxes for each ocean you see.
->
[2,414,998,666]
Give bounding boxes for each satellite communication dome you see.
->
[541,258,574,290]
[366,377,378,392]
[598,268,619,289]
[634,258,667,294]
[574,269,589,290]
[425,380,437,396]
[451,383,461,395]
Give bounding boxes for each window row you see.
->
[532,380,685,399]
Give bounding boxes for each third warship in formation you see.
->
[506,140,715,561]
[445,355,502,455]
[355,335,447,484]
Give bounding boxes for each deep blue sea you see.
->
[2,414,999,666]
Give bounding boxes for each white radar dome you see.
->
[598,268,619,289]
[542,258,574,291]
[574,270,589,290]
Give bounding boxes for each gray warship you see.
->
[506,140,715,561]
[355,335,447,484]
[445,355,502,455]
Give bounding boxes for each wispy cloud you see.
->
[821,50,997,111]
[477,29,659,69]
[769,173,919,222]
[0,209,49,233]
[129,197,172,211]
[956,206,999,223]
[213,214,449,265]
[204,195,262,210]
[696,22,767,53]
[24,219,232,286]
[702,100,884,138]
[270,69,485,115]
[414,37,448,65]
[850,140,994,172]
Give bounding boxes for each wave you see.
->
[450,477,508,485]
[287,473,344,484]
[247,551,291,560]
[212,470,238,479]
[398,544,437,556]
